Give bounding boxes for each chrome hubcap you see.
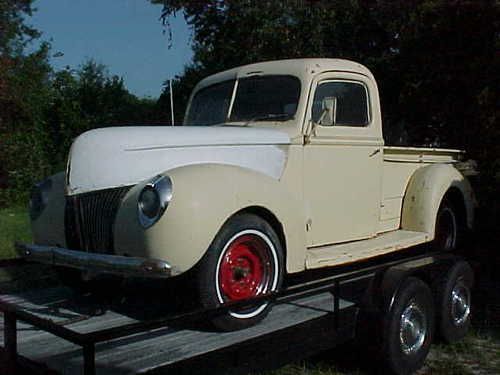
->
[400,301,427,355]
[451,281,471,326]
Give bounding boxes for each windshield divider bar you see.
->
[226,79,239,121]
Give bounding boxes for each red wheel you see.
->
[197,214,284,331]
[216,230,279,318]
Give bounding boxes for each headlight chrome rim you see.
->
[137,175,173,228]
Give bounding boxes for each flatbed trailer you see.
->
[0,251,471,375]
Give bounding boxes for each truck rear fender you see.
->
[401,164,474,239]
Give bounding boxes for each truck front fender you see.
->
[114,163,307,275]
[401,164,474,238]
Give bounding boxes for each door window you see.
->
[312,81,370,126]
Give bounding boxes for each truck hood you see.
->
[67,126,290,195]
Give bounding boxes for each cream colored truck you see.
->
[19,58,474,330]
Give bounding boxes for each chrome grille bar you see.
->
[65,186,130,254]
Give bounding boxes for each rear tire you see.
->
[381,277,434,375]
[433,198,460,252]
[196,213,284,331]
[433,261,473,343]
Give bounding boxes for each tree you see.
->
[0,0,53,204]
[154,0,499,228]
[0,2,168,206]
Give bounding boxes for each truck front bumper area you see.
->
[15,243,172,279]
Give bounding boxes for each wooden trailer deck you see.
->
[0,285,357,374]
[1,251,456,375]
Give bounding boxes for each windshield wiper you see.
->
[249,113,293,122]
[237,113,293,126]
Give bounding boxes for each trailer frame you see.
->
[0,250,462,375]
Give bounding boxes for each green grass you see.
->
[262,363,362,375]
[423,331,500,375]
[259,330,500,375]
[0,206,31,259]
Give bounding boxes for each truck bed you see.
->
[378,146,464,233]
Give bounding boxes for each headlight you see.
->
[29,178,52,220]
[137,175,173,228]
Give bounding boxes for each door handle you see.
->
[369,149,381,157]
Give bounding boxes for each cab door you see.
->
[303,72,384,247]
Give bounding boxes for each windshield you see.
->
[184,75,301,126]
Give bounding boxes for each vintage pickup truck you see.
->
[19,58,474,332]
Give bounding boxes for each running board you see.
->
[306,230,430,269]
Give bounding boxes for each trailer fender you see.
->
[401,164,474,239]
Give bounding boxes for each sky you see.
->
[29,0,194,98]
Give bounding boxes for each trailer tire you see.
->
[433,261,473,343]
[382,277,434,375]
[197,213,284,331]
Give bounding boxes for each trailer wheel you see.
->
[382,277,434,375]
[197,213,284,331]
[433,198,458,251]
[433,261,473,343]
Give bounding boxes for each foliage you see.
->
[0,1,166,206]
[0,206,31,259]
[156,0,498,143]
[0,0,53,204]
[45,61,164,169]
[0,0,39,55]
[155,0,500,229]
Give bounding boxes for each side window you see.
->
[312,81,369,126]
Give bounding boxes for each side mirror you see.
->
[318,96,337,126]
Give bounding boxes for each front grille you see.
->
[65,186,131,253]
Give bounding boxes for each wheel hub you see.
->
[400,301,427,355]
[451,281,471,326]
[219,234,272,301]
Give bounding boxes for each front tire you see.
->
[197,213,284,331]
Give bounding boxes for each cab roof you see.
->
[196,58,374,90]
